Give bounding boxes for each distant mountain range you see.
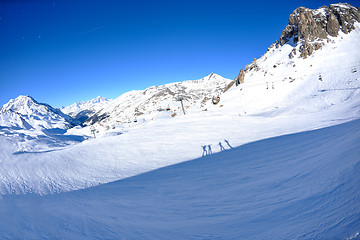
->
[0,73,231,130]
[1,3,359,132]
[0,1,359,197]
[0,95,79,130]
[60,96,111,123]
[84,73,231,127]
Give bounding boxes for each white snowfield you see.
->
[0,20,359,240]
[1,118,359,239]
[1,22,359,195]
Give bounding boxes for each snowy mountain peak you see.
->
[0,95,79,129]
[200,72,223,81]
[1,95,38,114]
[85,73,232,126]
[93,96,108,103]
[60,96,111,123]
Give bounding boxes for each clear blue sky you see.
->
[1,0,359,107]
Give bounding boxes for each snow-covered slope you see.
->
[60,96,111,123]
[0,4,359,196]
[0,95,79,130]
[0,6,359,195]
[215,22,360,119]
[1,118,359,239]
[85,73,231,127]
[0,3,359,239]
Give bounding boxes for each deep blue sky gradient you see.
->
[1,0,359,107]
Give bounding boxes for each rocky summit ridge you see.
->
[227,3,360,91]
[279,3,360,58]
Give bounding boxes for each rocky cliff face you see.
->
[224,68,245,92]
[229,3,359,92]
[280,3,360,58]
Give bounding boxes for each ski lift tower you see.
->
[176,96,186,115]
[90,126,96,138]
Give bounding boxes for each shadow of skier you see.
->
[219,142,225,151]
[224,139,233,149]
[207,145,212,155]
[202,145,208,157]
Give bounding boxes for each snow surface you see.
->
[1,22,359,195]
[0,18,360,240]
[0,119,359,239]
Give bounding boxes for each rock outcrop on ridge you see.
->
[280,3,360,58]
[228,2,360,92]
[224,68,245,93]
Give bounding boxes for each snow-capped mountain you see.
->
[61,96,111,123]
[1,3,360,239]
[0,95,79,130]
[85,73,232,127]
[220,3,360,118]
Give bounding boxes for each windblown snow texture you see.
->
[0,3,360,240]
[0,119,359,239]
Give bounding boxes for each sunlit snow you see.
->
[0,20,360,240]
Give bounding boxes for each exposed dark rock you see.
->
[245,58,258,72]
[85,113,110,126]
[289,48,297,59]
[279,3,360,58]
[327,12,341,37]
[300,41,313,58]
[73,109,95,124]
[224,68,246,92]
[235,68,245,86]
[223,79,236,92]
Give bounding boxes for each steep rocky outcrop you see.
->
[235,68,245,86]
[223,79,236,92]
[279,3,360,58]
[224,68,246,92]
[227,3,360,93]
